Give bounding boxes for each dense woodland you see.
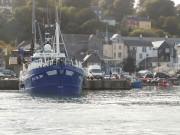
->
[1,0,180,45]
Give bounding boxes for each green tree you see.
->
[154,29,171,37]
[0,13,7,35]
[64,22,82,34]
[12,0,28,8]
[156,16,166,29]
[122,57,136,73]
[81,19,105,34]
[176,4,180,21]
[75,8,96,25]
[129,28,158,37]
[162,16,178,35]
[61,0,92,9]
[99,0,135,21]
[142,0,176,20]
[136,0,149,14]
[91,0,100,6]
[113,0,134,21]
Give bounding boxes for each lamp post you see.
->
[145,54,147,70]
[158,50,161,72]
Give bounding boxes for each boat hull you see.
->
[131,81,142,88]
[20,65,84,95]
[158,83,173,87]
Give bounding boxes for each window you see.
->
[114,45,116,50]
[149,47,151,50]
[114,53,116,58]
[165,48,170,53]
[142,47,146,52]
[139,54,142,59]
[93,50,99,53]
[118,52,122,58]
[119,45,121,50]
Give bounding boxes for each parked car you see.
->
[150,78,164,84]
[144,73,154,78]
[3,70,18,78]
[137,70,152,78]
[0,72,4,79]
[103,75,111,80]
[0,67,5,73]
[154,72,170,78]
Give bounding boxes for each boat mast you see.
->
[32,0,36,47]
[55,0,60,54]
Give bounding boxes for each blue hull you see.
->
[22,65,84,96]
[131,81,142,88]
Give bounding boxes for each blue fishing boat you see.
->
[130,77,142,88]
[19,0,84,95]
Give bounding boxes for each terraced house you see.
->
[123,16,151,29]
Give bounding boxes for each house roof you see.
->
[103,16,115,20]
[124,16,150,22]
[121,37,180,46]
[82,53,102,63]
[111,34,121,39]
[18,41,41,50]
[152,40,165,49]
[124,40,153,47]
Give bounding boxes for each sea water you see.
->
[0,86,180,135]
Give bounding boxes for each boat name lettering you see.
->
[32,74,44,82]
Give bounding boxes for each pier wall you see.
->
[0,79,19,90]
[83,80,131,90]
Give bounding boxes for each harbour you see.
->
[0,86,180,135]
[0,78,179,90]
[1,0,180,134]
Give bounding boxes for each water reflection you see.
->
[0,86,180,135]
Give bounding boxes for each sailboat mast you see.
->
[55,0,60,54]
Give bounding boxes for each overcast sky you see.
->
[135,0,180,7]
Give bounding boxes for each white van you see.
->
[87,65,103,80]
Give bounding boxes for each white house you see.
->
[124,40,154,67]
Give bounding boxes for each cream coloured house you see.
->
[103,34,128,65]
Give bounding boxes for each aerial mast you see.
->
[31,0,36,53]
[55,0,60,54]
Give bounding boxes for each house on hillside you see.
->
[123,16,151,29]
[91,6,104,20]
[91,6,116,26]
[0,0,12,12]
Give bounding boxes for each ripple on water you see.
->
[0,86,180,135]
